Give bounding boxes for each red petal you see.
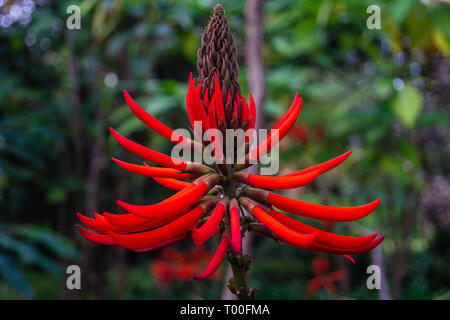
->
[343,255,356,263]
[77,225,116,245]
[123,90,185,144]
[108,205,207,250]
[117,182,208,219]
[234,169,322,190]
[240,198,316,248]
[207,99,224,162]
[191,233,229,281]
[134,235,187,252]
[77,212,115,234]
[187,76,208,130]
[110,128,188,171]
[249,93,256,129]
[214,74,225,123]
[208,98,217,129]
[269,209,377,249]
[153,177,191,191]
[192,198,228,245]
[241,96,249,123]
[204,88,210,107]
[248,95,301,162]
[229,199,242,254]
[274,93,299,130]
[112,158,192,179]
[308,236,385,255]
[268,192,381,222]
[186,73,196,127]
[281,151,352,177]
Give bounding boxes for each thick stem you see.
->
[226,249,255,300]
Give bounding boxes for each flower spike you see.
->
[76,3,384,299]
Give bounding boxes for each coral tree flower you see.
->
[76,4,383,297]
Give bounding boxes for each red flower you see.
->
[75,4,383,290]
[76,73,383,279]
[150,247,220,285]
[291,124,309,144]
[151,261,174,285]
[305,256,347,298]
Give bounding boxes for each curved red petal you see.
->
[274,92,300,130]
[76,212,115,234]
[240,198,316,248]
[117,182,208,219]
[192,198,228,245]
[214,74,225,123]
[269,209,377,249]
[248,93,256,129]
[191,233,229,281]
[112,158,192,179]
[153,177,191,191]
[77,225,116,246]
[281,151,352,177]
[241,96,249,123]
[308,236,385,255]
[110,128,188,171]
[248,95,302,161]
[268,193,381,222]
[234,169,322,190]
[229,199,242,254]
[134,235,188,252]
[108,205,207,250]
[123,90,185,144]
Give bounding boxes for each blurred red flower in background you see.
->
[291,123,309,144]
[150,247,221,285]
[305,256,347,298]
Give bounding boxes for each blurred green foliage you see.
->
[0,0,449,299]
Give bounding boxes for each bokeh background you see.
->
[0,0,449,300]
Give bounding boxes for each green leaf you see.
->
[11,226,79,261]
[0,232,62,275]
[0,254,34,298]
[390,84,423,128]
